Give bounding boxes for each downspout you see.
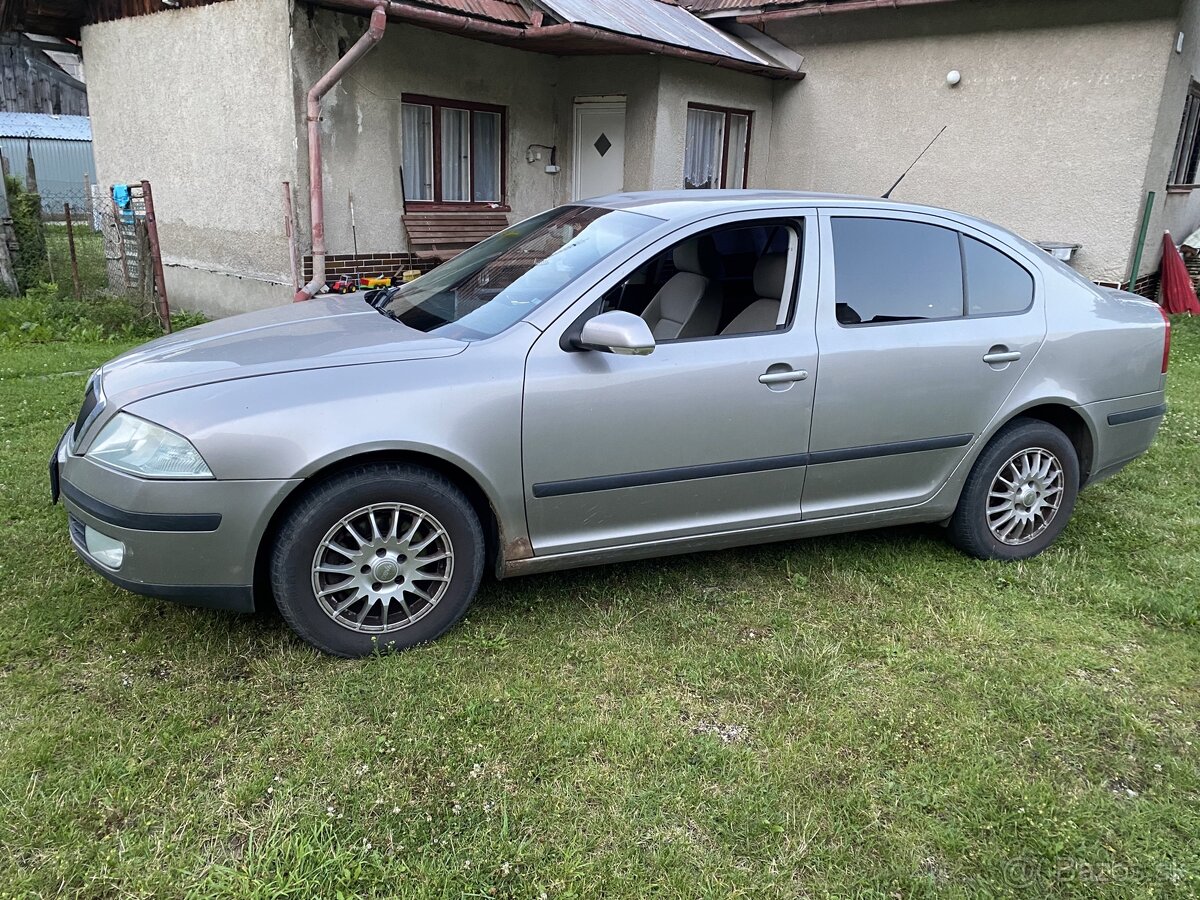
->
[295,4,387,301]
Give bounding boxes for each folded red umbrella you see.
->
[1160,232,1200,315]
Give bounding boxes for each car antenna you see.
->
[882,125,947,199]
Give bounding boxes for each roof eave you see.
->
[318,0,801,79]
[731,0,959,24]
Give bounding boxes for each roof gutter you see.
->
[736,0,958,24]
[295,4,387,301]
[317,0,527,38]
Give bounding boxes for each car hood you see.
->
[98,296,466,405]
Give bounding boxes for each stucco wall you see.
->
[290,9,563,255]
[1137,0,1200,280]
[295,10,779,257]
[82,0,298,315]
[762,0,1180,282]
[654,59,774,192]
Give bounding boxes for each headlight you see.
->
[87,412,213,478]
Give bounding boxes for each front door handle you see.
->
[759,368,809,385]
[982,348,1021,364]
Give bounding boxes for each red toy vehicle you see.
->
[325,275,359,294]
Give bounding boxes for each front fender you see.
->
[125,327,536,560]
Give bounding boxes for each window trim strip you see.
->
[531,433,973,498]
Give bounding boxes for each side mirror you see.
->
[577,310,656,356]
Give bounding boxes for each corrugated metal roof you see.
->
[535,0,773,65]
[407,0,531,24]
[0,111,91,141]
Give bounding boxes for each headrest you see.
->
[672,238,713,276]
[753,253,788,300]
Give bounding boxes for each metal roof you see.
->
[535,0,774,65]
[0,112,91,141]
[405,0,530,24]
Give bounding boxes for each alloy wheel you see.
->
[310,502,454,633]
[986,447,1065,546]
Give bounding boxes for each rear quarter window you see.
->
[964,237,1034,315]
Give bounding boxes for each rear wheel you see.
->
[270,464,484,657]
[947,418,1079,561]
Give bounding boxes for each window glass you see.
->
[472,111,502,202]
[963,237,1033,315]
[373,206,660,340]
[832,217,963,325]
[727,114,750,189]
[684,107,725,189]
[683,106,753,189]
[1170,84,1200,186]
[441,107,471,202]
[401,103,433,201]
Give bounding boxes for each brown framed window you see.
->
[1169,82,1200,189]
[401,94,507,207]
[683,103,752,190]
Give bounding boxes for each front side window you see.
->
[597,220,800,340]
[1170,82,1200,188]
[832,218,963,325]
[683,104,752,190]
[372,205,660,340]
[402,95,505,204]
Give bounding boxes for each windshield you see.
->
[371,205,660,340]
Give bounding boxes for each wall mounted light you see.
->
[946,70,962,87]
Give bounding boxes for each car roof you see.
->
[585,189,967,222]
[582,189,1047,261]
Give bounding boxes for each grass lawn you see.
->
[1,321,1198,898]
[44,224,109,298]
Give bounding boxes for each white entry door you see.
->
[573,99,626,200]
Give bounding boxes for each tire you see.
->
[947,418,1080,561]
[270,464,485,657]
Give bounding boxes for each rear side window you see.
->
[963,236,1034,315]
[832,217,963,325]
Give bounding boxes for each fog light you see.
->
[84,525,125,569]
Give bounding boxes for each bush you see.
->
[0,287,207,345]
[5,176,48,291]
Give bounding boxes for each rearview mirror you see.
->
[577,310,655,356]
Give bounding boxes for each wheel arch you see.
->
[252,448,519,608]
[993,401,1096,485]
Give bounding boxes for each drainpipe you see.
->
[295,4,387,301]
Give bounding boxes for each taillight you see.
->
[1159,305,1171,373]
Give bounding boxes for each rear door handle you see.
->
[982,349,1021,364]
[759,369,809,384]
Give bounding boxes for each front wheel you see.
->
[947,418,1080,561]
[270,464,485,657]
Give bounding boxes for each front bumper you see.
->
[52,429,299,613]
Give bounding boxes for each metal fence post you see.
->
[64,202,81,298]
[139,180,171,333]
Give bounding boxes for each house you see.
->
[15,0,1200,314]
[0,32,88,116]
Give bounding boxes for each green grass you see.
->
[1,322,1198,898]
[44,223,108,298]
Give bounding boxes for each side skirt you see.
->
[500,502,947,578]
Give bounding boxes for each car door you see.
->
[803,209,1046,518]
[521,211,819,556]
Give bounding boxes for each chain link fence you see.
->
[28,181,173,331]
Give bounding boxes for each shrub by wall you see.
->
[5,176,48,292]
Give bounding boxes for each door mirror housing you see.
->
[577,310,656,356]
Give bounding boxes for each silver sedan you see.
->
[52,191,1171,656]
